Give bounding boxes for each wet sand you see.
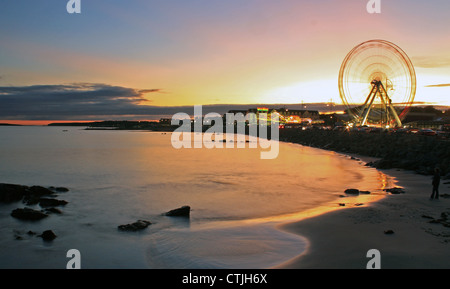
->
[276,165,450,269]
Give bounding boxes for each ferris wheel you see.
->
[338,40,416,127]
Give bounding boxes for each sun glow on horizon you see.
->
[258,71,450,107]
[260,78,340,105]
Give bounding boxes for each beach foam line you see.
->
[145,219,308,269]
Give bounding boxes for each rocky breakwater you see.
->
[279,129,450,178]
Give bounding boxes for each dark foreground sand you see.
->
[276,166,450,269]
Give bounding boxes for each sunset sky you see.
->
[1,0,450,122]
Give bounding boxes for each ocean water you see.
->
[0,126,390,268]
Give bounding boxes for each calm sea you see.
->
[0,126,390,268]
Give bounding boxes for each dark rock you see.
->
[384,230,394,235]
[27,230,37,235]
[11,208,49,221]
[23,195,41,206]
[339,203,346,206]
[359,190,371,194]
[354,203,364,206]
[428,217,450,228]
[0,183,28,203]
[344,189,359,195]
[421,215,434,219]
[118,220,152,231]
[384,187,406,194]
[164,206,191,217]
[44,207,62,214]
[55,187,69,192]
[38,230,57,241]
[38,198,68,207]
[428,219,442,224]
[27,186,54,197]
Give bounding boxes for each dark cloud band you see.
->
[0,83,162,120]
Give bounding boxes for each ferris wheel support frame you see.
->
[358,80,402,128]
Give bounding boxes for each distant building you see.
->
[403,110,450,130]
[224,107,321,126]
[159,118,171,125]
[404,120,444,130]
[274,108,320,124]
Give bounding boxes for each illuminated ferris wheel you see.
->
[338,40,416,127]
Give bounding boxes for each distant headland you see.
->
[0,123,22,126]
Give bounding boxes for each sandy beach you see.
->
[277,164,450,269]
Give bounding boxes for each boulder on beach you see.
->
[11,208,49,221]
[384,187,406,194]
[118,220,152,232]
[164,206,190,217]
[344,189,360,195]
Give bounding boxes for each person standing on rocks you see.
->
[430,168,440,200]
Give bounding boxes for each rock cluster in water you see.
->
[0,183,70,242]
[0,183,69,206]
[0,183,70,221]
